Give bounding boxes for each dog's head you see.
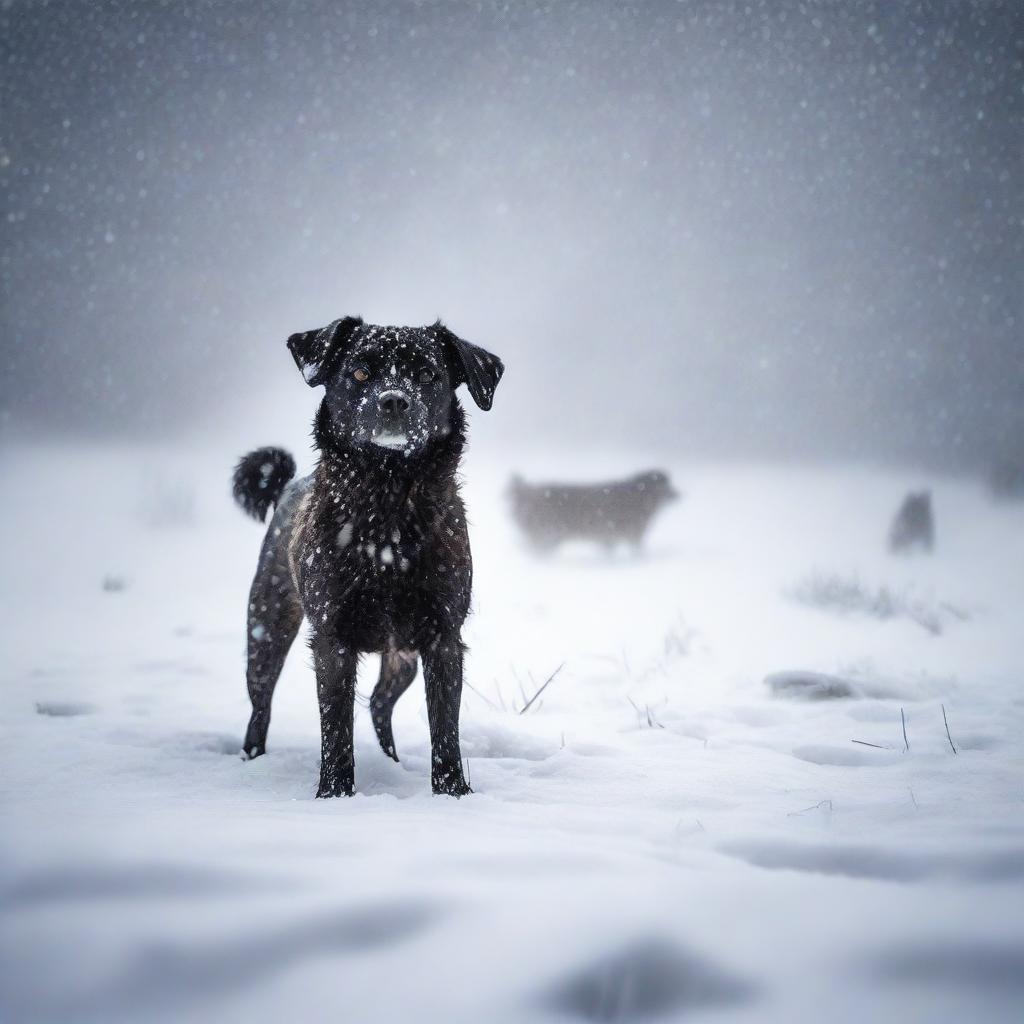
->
[287,317,503,456]
[635,470,680,503]
[900,490,932,522]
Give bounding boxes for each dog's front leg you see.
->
[311,635,358,798]
[422,632,471,797]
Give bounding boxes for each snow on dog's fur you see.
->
[232,317,503,797]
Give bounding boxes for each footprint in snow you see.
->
[720,839,1024,883]
[35,700,95,717]
[543,937,756,1021]
[867,942,1024,992]
[792,744,903,767]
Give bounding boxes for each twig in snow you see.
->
[901,707,909,752]
[788,799,833,817]
[518,663,565,715]
[628,696,666,729]
[942,703,958,755]
[852,739,892,750]
[516,679,529,709]
[463,679,500,711]
[509,663,527,707]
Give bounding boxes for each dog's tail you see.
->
[232,447,297,522]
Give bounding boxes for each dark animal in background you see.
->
[232,317,503,797]
[989,458,1024,501]
[509,470,679,553]
[888,490,935,554]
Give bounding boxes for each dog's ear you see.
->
[287,316,363,387]
[434,321,504,411]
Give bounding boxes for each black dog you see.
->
[888,490,934,553]
[508,470,679,552]
[232,318,503,797]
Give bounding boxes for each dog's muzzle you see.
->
[372,389,411,449]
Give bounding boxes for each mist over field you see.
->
[2,4,1024,1024]
[2,0,1021,465]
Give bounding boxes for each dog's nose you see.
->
[377,390,410,417]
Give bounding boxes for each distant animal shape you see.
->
[508,470,680,553]
[888,490,934,554]
[989,459,1024,500]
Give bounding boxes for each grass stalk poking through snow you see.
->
[628,696,666,729]
[463,679,500,711]
[519,663,565,715]
[942,704,958,755]
[788,799,833,817]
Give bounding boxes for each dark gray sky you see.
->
[2,0,1021,466]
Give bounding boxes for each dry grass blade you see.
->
[851,739,891,749]
[519,662,565,715]
[463,679,500,711]
[901,707,909,752]
[942,703,958,755]
[646,704,665,729]
[788,799,833,817]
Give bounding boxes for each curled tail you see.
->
[232,447,296,522]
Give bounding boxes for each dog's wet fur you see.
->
[888,490,935,554]
[232,317,503,797]
[508,470,679,553]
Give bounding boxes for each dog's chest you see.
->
[296,482,469,649]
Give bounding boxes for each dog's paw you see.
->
[316,776,354,799]
[240,744,265,761]
[431,770,472,798]
[315,787,354,799]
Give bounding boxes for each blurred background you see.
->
[4,5,1024,1023]
[2,0,1021,467]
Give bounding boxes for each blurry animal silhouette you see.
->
[989,458,1024,500]
[508,470,679,554]
[888,490,934,554]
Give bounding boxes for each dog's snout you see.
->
[377,390,410,417]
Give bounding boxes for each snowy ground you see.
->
[1,439,1023,1023]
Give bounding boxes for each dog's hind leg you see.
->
[370,647,418,761]
[242,571,303,760]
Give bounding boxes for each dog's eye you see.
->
[353,367,370,383]
[417,369,436,384]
